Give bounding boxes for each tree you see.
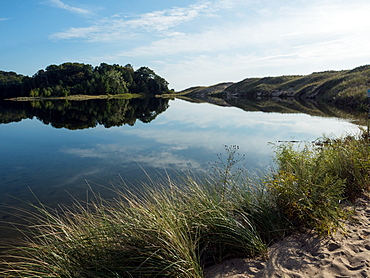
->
[133,67,170,95]
[0,62,171,98]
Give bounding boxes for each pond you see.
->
[0,97,365,240]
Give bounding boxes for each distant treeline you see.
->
[0,63,172,99]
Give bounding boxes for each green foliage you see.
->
[268,130,370,235]
[0,70,29,98]
[268,143,346,234]
[0,63,171,99]
[315,132,370,199]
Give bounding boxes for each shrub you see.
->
[268,129,370,234]
[267,143,346,235]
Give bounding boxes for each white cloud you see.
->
[139,0,370,89]
[125,3,210,31]
[47,0,92,16]
[51,26,99,40]
[51,2,212,41]
[50,0,264,42]
[119,0,370,57]
[47,0,370,89]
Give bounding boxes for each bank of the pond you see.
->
[6,93,143,101]
[1,132,370,277]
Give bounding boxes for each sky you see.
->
[1,0,370,91]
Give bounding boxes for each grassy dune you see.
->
[178,65,370,111]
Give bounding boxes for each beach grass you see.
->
[268,129,370,235]
[1,130,370,277]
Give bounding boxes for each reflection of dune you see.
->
[206,195,370,278]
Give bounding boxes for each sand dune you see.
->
[205,195,370,278]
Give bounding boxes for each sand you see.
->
[205,195,370,278]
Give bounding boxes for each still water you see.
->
[0,98,364,213]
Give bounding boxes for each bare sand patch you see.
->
[205,195,370,278]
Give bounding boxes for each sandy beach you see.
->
[205,195,370,278]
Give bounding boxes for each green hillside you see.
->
[224,65,370,109]
[178,65,370,111]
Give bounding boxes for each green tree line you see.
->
[0,63,172,99]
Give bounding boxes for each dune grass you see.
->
[0,178,269,277]
[1,130,370,277]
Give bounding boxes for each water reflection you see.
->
[0,96,366,243]
[0,97,170,129]
[187,95,367,126]
[0,97,365,209]
[123,100,363,162]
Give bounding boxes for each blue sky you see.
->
[1,0,370,90]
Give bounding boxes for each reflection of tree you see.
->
[0,98,170,130]
[0,100,30,124]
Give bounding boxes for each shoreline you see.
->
[5,93,143,101]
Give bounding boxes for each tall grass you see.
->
[0,173,270,277]
[268,129,370,234]
[1,132,370,277]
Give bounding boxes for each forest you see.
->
[0,62,172,99]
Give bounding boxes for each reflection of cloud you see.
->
[134,151,201,170]
[61,99,361,174]
[120,100,361,157]
[61,144,201,171]
[159,100,360,135]
[61,168,102,186]
[125,129,233,151]
[62,146,108,158]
